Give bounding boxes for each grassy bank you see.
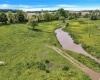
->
[0,21,91,80]
[63,50,100,72]
[63,18,100,72]
[63,18,100,58]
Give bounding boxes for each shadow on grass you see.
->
[0,21,28,26]
[34,29,43,32]
[28,28,43,32]
[0,23,11,26]
[28,28,52,33]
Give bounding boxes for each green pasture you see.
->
[0,21,91,80]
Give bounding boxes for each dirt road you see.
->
[46,45,100,80]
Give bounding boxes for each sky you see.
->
[0,0,100,11]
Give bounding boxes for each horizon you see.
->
[0,0,100,11]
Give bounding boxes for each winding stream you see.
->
[55,27,100,63]
[55,27,100,80]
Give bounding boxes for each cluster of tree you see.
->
[0,8,82,29]
[27,8,68,29]
[84,10,100,20]
[68,13,79,20]
[0,10,27,23]
[28,8,82,29]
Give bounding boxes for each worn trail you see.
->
[46,45,100,80]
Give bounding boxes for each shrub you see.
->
[62,66,69,71]
[62,20,65,23]
[25,61,35,69]
[45,60,50,64]
[46,70,50,73]
[65,23,69,27]
[38,62,46,70]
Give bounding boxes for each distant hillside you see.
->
[0,9,18,13]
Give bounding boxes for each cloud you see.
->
[0,4,9,8]
[57,4,76,8]
[0,4,100,11]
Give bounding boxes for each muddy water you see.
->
[55,27,100,63]
[55,27,100,80]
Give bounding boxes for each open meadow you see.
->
[0,21,91,80]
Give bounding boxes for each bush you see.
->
[65,23,69,27]
[62,20,65,23]
[45,60,50,64]
[62,66,69,71]
[0,12,8,23]
[46,70,50,73]
[38,62,46,70]
[25,61,35,69]
[26,63,31,69]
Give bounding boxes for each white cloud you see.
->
[0,4,100,11]
[0,4,9,8]
[57,4,76,8]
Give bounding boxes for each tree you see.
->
[89,10,100,20]
[14,13,19,23]
[84,13,89,18]
[59,16,65,23]
[7,11,14,23]
[37,14,43,22]
[57,8,67,18]
[90,15,97,20]
[27,17,38,30]
[43,12,51,21]
[0,12,8,23]
[68,13,78,20]
[55,11,61,20]
[16,10,26,22]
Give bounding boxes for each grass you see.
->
[0,21,91,80]
[63,18,100,72]
[64,50,100,72]
[64,18,100,58]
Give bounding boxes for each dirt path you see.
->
[46,45,100,80]
[55,27,100,63]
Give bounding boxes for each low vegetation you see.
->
[0,22,91,80]
[63,18,100,59]
[0,8,100,80]
[63,18,100,72]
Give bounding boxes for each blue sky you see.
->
[0,0,100,11]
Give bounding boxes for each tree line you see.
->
[28,8,82,29]
[84,10,100,20]
[0,8,82,29]
[0,10,27,24]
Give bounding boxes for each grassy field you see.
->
[64,18,100,58]
[0,21,91,80]
[63,18,100,72]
